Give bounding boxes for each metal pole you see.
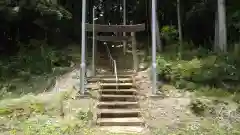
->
[123,0,127,55]
[80,0,87,95]
[92,7,96,76]
[151,0,157,95]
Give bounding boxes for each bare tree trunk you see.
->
[218,0,227,52]
[123,0,127,55]
[156,16,162,52]
[214,11,219,51]
[177,0,183,49]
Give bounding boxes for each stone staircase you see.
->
[90,74,145,133]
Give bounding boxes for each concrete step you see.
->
[100,83,134,89]
[99,94,137,102]
[101,78,133,83]
[93,75,133,78]
[97,117,144,126]
[99,126,145,134]
[97,101,139,109]
[88,78,132,83]
[97,109,140,118]
[99,89,137,95]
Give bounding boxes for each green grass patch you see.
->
[0,89,95,135]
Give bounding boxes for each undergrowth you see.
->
[157,44,240,102]
[0,40,74,99]
[0,89,95,135]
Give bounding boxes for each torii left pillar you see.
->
[80,0,87,95]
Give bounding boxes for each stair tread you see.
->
[98,109,140,113]
[99,89,137,92]
[88,78,132,82]
[101,78,132,81]
[100,83,133,86]
[94,75,133,78]
[101,94,136,97]
[98,101,138,105]
[97,117,144,123]
[99,126,145,133]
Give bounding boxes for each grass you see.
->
[0,89,94,135]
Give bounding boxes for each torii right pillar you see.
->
[151,0,158,95]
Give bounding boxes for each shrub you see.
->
[161,25,178,43]
[157,48,240,94]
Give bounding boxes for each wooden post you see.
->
[131,32,138,72]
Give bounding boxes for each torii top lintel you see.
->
[85,23,145,32]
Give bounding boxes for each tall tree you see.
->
[217,0,227,52]
[177,0,183,56]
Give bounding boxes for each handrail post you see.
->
[104,44,118,90]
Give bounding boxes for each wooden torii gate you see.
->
[85,23,145,75]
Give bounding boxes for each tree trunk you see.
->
[123,0,127,55]
[156,15,162,52]
[217,0,227,52]
[177,0,183,52]
[214,11,219,51]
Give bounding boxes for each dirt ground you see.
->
[135,67,240,134]
[135,68,199,134]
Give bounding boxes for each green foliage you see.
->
[0,92,94,135]
[20,118,84,135]
[161,25,178,43]
[1,40,71,78]
[157,52,239,88]
[0,0,72,20]
[0,40,73,99]
[157,45,240,101]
